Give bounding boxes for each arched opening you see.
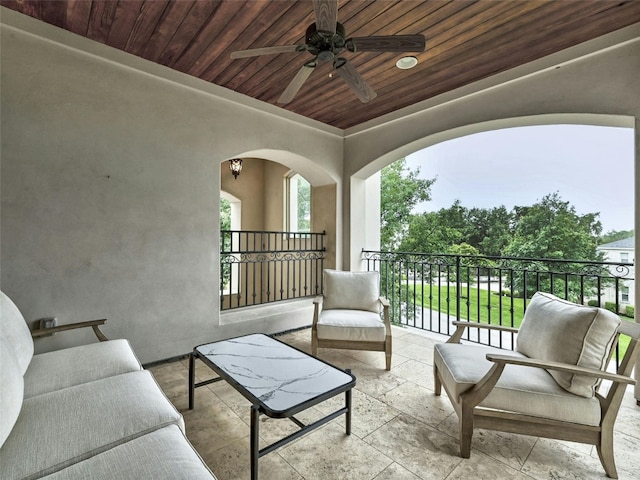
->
[217,152,337,312]
[351,114,635,267]
[353,115,635,350]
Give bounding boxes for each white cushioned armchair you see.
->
[312,269,392,370]
[434,291,640,479]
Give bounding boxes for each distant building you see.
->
[597,236,635,311]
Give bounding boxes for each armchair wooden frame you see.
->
[312,296,392,370]
[31,319,109,342]
[434,320,640,479]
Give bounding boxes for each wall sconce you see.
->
[229,158,243,179]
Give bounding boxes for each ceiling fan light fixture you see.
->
[396,56,418,70]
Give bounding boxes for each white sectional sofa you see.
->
[0,290,216,480]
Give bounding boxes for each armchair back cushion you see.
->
[322,270,380,313]
[0,290,34,376]
[516,292,620,397]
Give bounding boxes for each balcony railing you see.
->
[363,250,635,352]
[220,230,325,310]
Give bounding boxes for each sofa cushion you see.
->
[322,269,380,313]
[516,292,620,397]
[23,338,142,398]
[0,290,34,376]
[40,425,216,480]
[317,309,386,342]
[0,341,24,448]
[0,370,183,480]
[434,343,602,426]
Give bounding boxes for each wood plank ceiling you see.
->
[3,0,640,129]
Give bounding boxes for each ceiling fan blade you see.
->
[313,0,338,33]
[335,59,377,103]
[347,35,426,53]
[230,45,301,59]
[278,64,315,104]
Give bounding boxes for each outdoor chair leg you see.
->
[434,367,442,396]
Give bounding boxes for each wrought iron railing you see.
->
[220,230,325,310]
[362,250,635,352]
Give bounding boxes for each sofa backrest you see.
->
[322,269,380,313]
[516,291,620,398]
[1,290,34,375]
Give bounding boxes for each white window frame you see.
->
[284,172,311,234]
[220,191,241,295]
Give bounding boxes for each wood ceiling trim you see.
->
[167,0,227,71]
[2,0,638,129]
[191,1,293,80]
[215,2,314,89]
[303,1,632,127]
[65,0,92,36]
[121,0,169,57]
[142,0,194,63]
[85,0,117,43]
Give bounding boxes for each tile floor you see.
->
[148,326,640,480]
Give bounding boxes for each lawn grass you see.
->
[408,283,632,360]
[409,284,528,328]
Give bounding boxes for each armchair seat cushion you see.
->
[0,370,183,480]
[23,338,142,398]
[434,343,601,426]
[317,309,386,342]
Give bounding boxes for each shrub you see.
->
[625,305,635,318]
[604,302,617,313]
[587,299,599,307]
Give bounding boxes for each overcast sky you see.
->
[406,125,634,234]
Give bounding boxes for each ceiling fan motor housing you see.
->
[306,22,346,61]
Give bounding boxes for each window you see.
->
[220,192,241,295]
[621,286,629,303]
[620,252,629,263]
[285,173,311,233]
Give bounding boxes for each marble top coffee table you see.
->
[188,333,356,480]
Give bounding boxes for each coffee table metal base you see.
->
[188,336,354,480]
[249,386,351,480]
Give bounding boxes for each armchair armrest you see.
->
[448,320,519,343]
[486,353,635,385]
[312,296,323,328]
[379,296,391,334]
[31,319,109,342]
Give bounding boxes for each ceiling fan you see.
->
[230,0,426,104]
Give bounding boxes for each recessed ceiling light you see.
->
[396,56,418,70]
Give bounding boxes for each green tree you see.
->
[464,206,513,256]
[399,210,462,254]
[380,158,435,250]
[220,198,232,290]
[220,198,231,232]
[502,192,604,300]
[599,229,634,245]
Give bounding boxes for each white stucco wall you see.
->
[0,9,342,363]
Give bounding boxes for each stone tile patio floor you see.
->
[148,326,640,480]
